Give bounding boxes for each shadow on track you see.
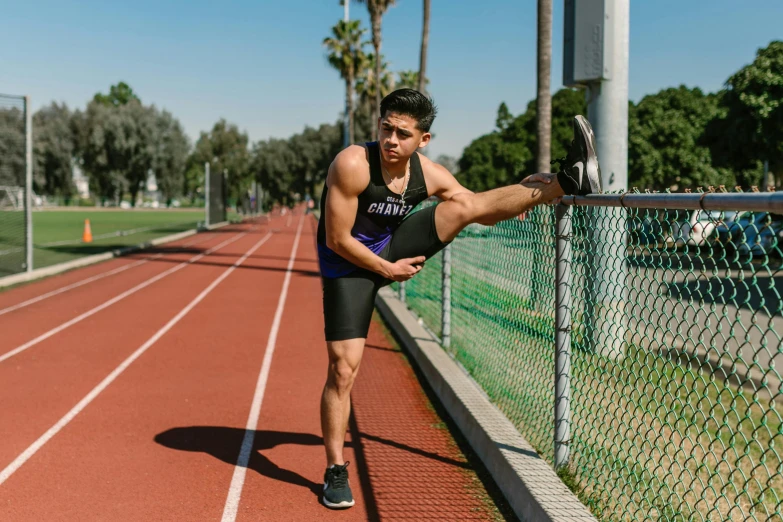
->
[155,427,324,497]
[155,425,380,519]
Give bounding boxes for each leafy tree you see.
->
[76,99,155,205]
[495,102,513,131]
[324,20,368,146]
[76,84,165,205]
[0,107,25,187]
[707,40,783,188]
[536,88,587,171]
[93,81,140,107]
[113,102,157,206]
[356,0,397,139]
[190,119,251,204]
[32,102,76,199]
[629,86,731,191]
[252,122,342,206]
[252,138,297,206]
[457,89,586,191]
[153,109,190,205]
[289,123,342,199]
[457,133,510,192]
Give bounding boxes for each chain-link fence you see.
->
[205,163,226,226]
[0,94,31,277]
[393,191,782,521]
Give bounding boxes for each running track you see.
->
[0,210,508,521]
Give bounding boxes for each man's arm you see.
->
[325,147,425,281]
[419,154,473,201]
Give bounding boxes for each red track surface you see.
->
[0,211,504,521]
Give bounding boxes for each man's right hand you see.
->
[383,256,426,281]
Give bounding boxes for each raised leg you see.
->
[320,337,365,466]
[434,173,564,243]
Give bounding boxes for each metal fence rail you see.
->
[0,94,32,277]
[396,191,782,521]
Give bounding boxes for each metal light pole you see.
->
[587,0,629,360]
[24,96,32,273]
[205,162,210,227]
[585,0,630,194]
[564,0,630,359]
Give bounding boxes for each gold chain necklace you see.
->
[381,157,410,201]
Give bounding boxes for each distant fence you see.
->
[205,163,227,226]
[0,94,32,277]
[393,191,782,521]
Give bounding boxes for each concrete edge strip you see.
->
[0,221,233,290]
[375,286,596,522]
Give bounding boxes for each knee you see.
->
[451,193,498,226]
[329,360,358,395]
[449,192,479,224]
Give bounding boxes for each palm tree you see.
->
[356,0,397,139]
[356,53,395,134]
[418,0,430,94]
[536,0,552,172]
[324,20,368,147]
[397,70,420,90]
[397,70,430,91]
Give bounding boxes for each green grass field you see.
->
[0,209,212,277]
[33,209,207,270]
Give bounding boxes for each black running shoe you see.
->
[554,115,602,196]
[323,462,355,509]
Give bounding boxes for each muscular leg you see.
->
[435,173,564,243]
[321,338,365,466]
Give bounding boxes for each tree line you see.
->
[0,82,246,207]
[458,40,783,193]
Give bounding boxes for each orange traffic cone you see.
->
[82,219,93,243]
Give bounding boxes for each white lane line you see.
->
[0,230,260,365]
[0,233,216,318]
[0,231,274,487]
[221,214,304,522]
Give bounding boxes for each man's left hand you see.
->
[519,173,563,207]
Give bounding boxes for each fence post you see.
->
[204,162,210,227]
[24,96,33,273]
[441,244,451,350]
[399,281,406,304]
[555,203,573,469]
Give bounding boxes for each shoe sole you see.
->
[574,115,602,193]
[322,498,355,509]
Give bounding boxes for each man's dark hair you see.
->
[380,88,438,132]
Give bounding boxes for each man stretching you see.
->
[316,88,601,508]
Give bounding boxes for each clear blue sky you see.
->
[2,0,781,159]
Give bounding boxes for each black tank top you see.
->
[317,142,429,277]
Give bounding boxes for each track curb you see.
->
[0,221,231,290]
[375,286,596,522]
